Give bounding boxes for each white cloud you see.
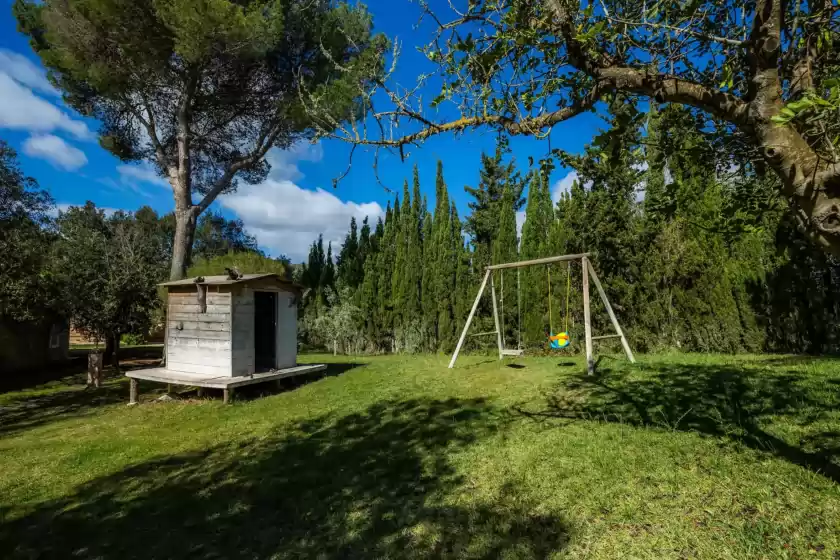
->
[22,134,88,170]
[264,142,324,182]
[117,163,170,191]
[220,141,381,261]
[516,210,526,239]
[551,171,581,204]
[0,49,59,97]
[0,73,91,139]
[222,179,383,262]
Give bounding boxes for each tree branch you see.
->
[193,125,284,214]
[331,86,603,148]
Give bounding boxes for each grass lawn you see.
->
[1,353,839,559]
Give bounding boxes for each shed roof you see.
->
[159,273,299,289]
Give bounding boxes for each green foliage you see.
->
[187,251,290,279]
[302,101,840,356]
[15,0,387,278]
[192,212,260,262]
[0,140,56,322]
[50,203,167,345]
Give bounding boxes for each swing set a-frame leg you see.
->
[585,258,635,364]
[449,269,491,369]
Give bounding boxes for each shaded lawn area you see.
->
[0,354,839,559]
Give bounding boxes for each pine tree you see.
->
[336,217,359,288]
[430,161,456,350]
[492,182,519,346]
[519,170,555,345]
[451,203,473,350]
[378,200,398,349]
[405,167,423,321]
[421,200,436,349]
[464,141,525,272]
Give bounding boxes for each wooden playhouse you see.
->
[126,273,325,403]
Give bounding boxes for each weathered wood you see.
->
[449,269,491,368]
[592,334,622,340]
[486,253,591,271]
[167,362,231,376]
[501,349,524,356]
[168,292,230,305]
[169,312,230,323]
[87,352,104,388]
[586,259,636,363]
[468,330,499,337]
[196,283,207,313]
[167,321,230,333]
[169,303,230,314]
[167,348,231,365]
[129,377,138,405]
[582,257,594,375]
[223,387,233,404]
[490,272,503,360]
[125,364,327,389]
[167,337,231,350]
[168,329,231,340]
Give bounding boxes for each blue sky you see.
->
[0,0,606,261]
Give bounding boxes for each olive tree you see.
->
[15,0,387,279]
[320,0,840,256]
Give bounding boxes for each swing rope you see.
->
[517,267,522,349]
[547,266,553,334]
[547,263,572,335]
[564,261,571,333]
[500,270,505,344]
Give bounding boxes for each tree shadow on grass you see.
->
[514,362,840,484]
[0,375,132,438]
[1,397,569,559]
[235,362,366,401]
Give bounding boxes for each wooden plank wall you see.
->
[231,288,256,376]
[166,289,233,376]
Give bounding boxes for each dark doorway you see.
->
[254,291,277,371]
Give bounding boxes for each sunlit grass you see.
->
[1,353,838,558]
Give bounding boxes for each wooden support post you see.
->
[449,269,491,368]
[586,259,635,363]
[223,387,233,404]
[129,377,138,405]
[490,272,503,360]
[196,387,204,398]
[582,257,594,375]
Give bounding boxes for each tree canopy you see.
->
[15,0,388,279]
[320,0,840,257]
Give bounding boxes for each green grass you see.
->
[1,353,839,559]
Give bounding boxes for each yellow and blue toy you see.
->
[547,263,572,350]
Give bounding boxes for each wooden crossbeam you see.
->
[592,334,622,340]
[486,253,590,271]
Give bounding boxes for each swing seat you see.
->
[501,349,524,356]
[549,332,570,349]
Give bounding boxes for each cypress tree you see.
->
[519,170,555,345]
[464,141,525,272]
[421,199,436,349]
[492,182,519,345]
[337,217,359,288]
[431,161,455,350]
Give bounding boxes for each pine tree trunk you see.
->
[170,208,198,280]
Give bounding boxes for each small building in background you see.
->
[161,273,300,375]
[126,273,324,403]
[0,316,69,375]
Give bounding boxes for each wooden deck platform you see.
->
[125,364,327,404]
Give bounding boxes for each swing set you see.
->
[448,253,635,374]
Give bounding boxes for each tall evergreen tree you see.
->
[519,170,554,345]
[464,141,525,272]
[336,217,359,288]
[492,182,519,346]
